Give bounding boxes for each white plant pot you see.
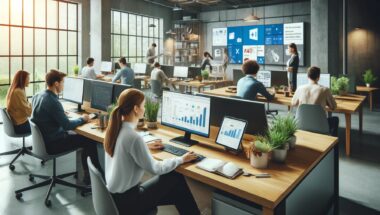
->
[146,121,158,129]
[272,148,288,163]
[288,136,297,149]
[250,151,269,169]
[366,83,370,87]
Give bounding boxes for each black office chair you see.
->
[15,121,88,207]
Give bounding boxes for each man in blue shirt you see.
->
[237,60,275,101]
[112,57,135,85]
[32,69,103,185]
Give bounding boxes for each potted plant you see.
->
[201,70,209,81]
[268,130,289,163]
[331,76,349,96]
[249,136,273,169]
[363,69,377,87]
[272,115,298,149]
[145,96,160,129]
[73,65,80,76]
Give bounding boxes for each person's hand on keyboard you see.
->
[148,140,164,150]
[182,151,198,163]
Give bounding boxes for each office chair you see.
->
[15,120,88,207]
[266,103,278,117]
[150,80,163,98]
[295,104,329,135]
[0,108,43,171]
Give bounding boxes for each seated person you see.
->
[291,66,339,136]
[237,60,275,101]
[31,69,103,184]
[112,57,135,85]
[104,89,200,215]
[80,57,104,80]
[150,62,175,90]
[6,70,32,134]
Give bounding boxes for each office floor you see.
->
[0,103,380,215]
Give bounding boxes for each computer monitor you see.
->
[173,66,188,78]
[188,67,201,79]
[216,116,247,151]
[134,63,147,75]
[297,73,331,88]
[256,70,271,88]
[83,78,93,102]
[161,65,174,78]
[113,83,132,103]
[271,70,288,87]
[100,61,112,73]
[91,81,114,111]
[62,77,84,112]
[114,62,120,70]
[161,91,211,147]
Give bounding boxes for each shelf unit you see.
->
[173,19,202,66]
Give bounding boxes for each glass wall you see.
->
[0,0,79,107]
[111,10,164,64]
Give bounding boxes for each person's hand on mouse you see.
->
[182,151,198,163]
[81,114,90,123]
[148,140,164,150]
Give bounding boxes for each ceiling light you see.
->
[244,14,260,22]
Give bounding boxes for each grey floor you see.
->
[0,101,380,214]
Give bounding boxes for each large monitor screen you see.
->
[134,63,147,74]
[216,116,247,150]
[100,61,112,72]
[91,81,114,111]
[297,73,331,88]
[173,66,188,78]
[62,77,84,104]
[162,91,211,137]
[256,70,271,88]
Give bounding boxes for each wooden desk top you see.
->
[356,86,379,92]
[173,80,232,88]
[203,86,366,114]
[71,108,337,209]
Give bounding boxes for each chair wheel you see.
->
[9,165,15,171]
[45,199,51,207]
[73,172,78,179]
[29,175,34,182]
[15,192,22,200]
[41,160,45,166]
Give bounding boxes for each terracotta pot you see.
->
[146,121,158,129]
[288,136,297,149]
[250,151,269,169]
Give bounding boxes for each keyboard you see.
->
[162,144,205,162]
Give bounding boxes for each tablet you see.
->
[216,116,248,151]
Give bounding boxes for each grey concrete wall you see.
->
[199,1,311,80]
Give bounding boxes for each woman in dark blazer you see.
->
[286,43,299,92]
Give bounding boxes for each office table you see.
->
[202,87,366,156]
[100,75,150,88]
[356,86,379,111]
[170,79,233,93]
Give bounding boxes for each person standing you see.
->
[80,57,104,80]
[286,43,300,92]
[112,57,135,85]
[6,70,32,134]
[104,89,200,215]
[146,43,160,65]
[200,51,213,71]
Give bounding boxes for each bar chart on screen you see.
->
[216,117,247,150]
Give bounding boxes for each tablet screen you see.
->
[216,116,247,150]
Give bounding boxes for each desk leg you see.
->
[345,113,351,156]
[263,207,274,215]
[369,92,373,111]
[359,106,363,135]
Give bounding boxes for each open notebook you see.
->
[196,158,243,179]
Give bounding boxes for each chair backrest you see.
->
[295,104,329,135]
[232,69,244,85]
[87,157,119,215]
[150,80,163,97]
[29,120,50,157]
[0,108,17,137]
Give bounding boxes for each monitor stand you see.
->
[170,131,198,147]
[68,104,84,113]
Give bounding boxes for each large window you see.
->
[111,10,164,64]
[0,0,79,107]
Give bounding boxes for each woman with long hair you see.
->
[286,43,300,92]
[201,51,214,71]
[104,89,200,215]
[6,70,32,134]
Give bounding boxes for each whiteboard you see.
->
[100,61,112,72]
[213,28,228,46]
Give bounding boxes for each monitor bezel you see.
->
[215,116,248,151]
[62,77,84,105]
[161,91,211,138]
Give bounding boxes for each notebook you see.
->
[196,158,243,179]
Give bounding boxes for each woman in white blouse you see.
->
[104,88,200,215]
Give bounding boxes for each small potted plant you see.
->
[363,69,377,87]
[201,70,209,81]
[145,96,160,129]
[249,136,273,169]
[73,65,80,76]
[331,76,349,96]
[268,130,290,163]
[282,115,298,149]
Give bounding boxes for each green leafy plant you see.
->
[363,69,377,85]
[145,96,160,122]
[331,76,349,95]
[271,115,297,138]
[250,136,273,156]
[268,130,289,150]
[201,70,209,80]
[73,65,80,76]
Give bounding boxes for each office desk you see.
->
[135,75,150,88]
[171,80,233,93]
[203,87,366,156]
[356,86,379,111]
[69,103,338,215]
